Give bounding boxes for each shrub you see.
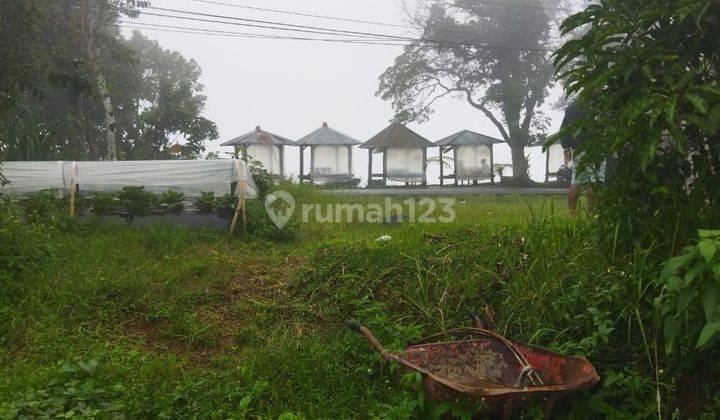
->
[159,189,185,213]
[19,188,67,224]
[194,191,216,213]
[553,0,720,254]
[245,200,297,241]
[0,359,124,419]
[214,193,237,218]
[0,200,48,283]
[117,186,158,220]
[86,191,118,216]
[658,229,720,355]
[246,158,272,200]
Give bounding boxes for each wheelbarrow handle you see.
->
[345,319,392,361]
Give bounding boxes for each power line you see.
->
[121,22,410,46]
[141,7,557,52]
[186,0,414,29]
[141,11,407,40]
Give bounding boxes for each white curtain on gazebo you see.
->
[386,147,424,182]
[247,144,281,174]
[313,145,349,177]
[547,143,567,173]
[455,144,492,180]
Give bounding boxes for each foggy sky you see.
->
[122,0,566,183]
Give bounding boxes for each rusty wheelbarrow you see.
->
[345,314,599,419]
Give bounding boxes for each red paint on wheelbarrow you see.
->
[346,318,599,419]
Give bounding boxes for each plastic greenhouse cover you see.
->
[1,161,67,195]
[386,147,424,182]
[1,160,257,199]
[455,144,492,180]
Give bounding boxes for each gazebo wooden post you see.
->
[233,146,239,159]
[490,144,495,185]
[367,147,373,188]
[278,145,285,178]
[299,145,305,183]
[310,145,316,184]
[453,147,458,186]
[545,150,550,183]
[382,149,388,186]
[439,146,444,186]
[422,147,427,186]
[242,145,248,161]
[347,145,352,180]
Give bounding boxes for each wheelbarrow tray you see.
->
[347,319,600,417]
[390,337,599,399]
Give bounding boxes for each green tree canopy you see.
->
[377,0,561,181]
[553,0,720,252]
[113,32,218,160]
[0,1,215,161]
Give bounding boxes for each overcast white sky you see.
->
[123,0,567,183]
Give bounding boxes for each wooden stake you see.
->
[229,160,248,239]
[68,162,77,216]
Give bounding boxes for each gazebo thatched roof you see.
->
[221,126,297,147]
[360,122,434,149]
[296,122,361,146]
[435,130,504,146]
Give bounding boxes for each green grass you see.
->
[0,186,716,418]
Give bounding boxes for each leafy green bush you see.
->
[19,188,67,224]
[0,359,124,419]
[159,189,185,213]
[658,229,720,354]
[246,158,272,200]
[117,186,158,220]
[0,200,48,283]
[214,193,237,218]
[194,191,216,213]
[553,0,720,254]
[245,200,297,241]
[86,191,118,216]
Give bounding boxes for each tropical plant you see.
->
[552,0,720,253]
[246,158,273,200]
[117,186,157,220]
[658,229,720,354]
[159,189,185,213]
[86,191,118,216]
[194,191,216,214]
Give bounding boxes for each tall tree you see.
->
[112,32,218,160]
[378,0,559,182]
[553,0,720,252]
[0,2,216,161]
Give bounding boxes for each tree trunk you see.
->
[83,1,116,161]
[509,141,530,183]
[95,69,117,161]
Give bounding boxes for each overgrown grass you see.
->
[0,187,717,418]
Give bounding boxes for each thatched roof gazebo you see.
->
[435,130,505,185]
[360,122,435,187]
[221,126,297,177]
[530,138,571,183]
[296,122,361,184]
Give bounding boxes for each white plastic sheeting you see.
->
[312,145,349,179]
[247,144,281,175]
[547,143,567,174]
[1,160,257,198]
[385,147,425,182]
[1,161,67,194]
[455,144,492,180]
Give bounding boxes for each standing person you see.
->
[560,102,605,217]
